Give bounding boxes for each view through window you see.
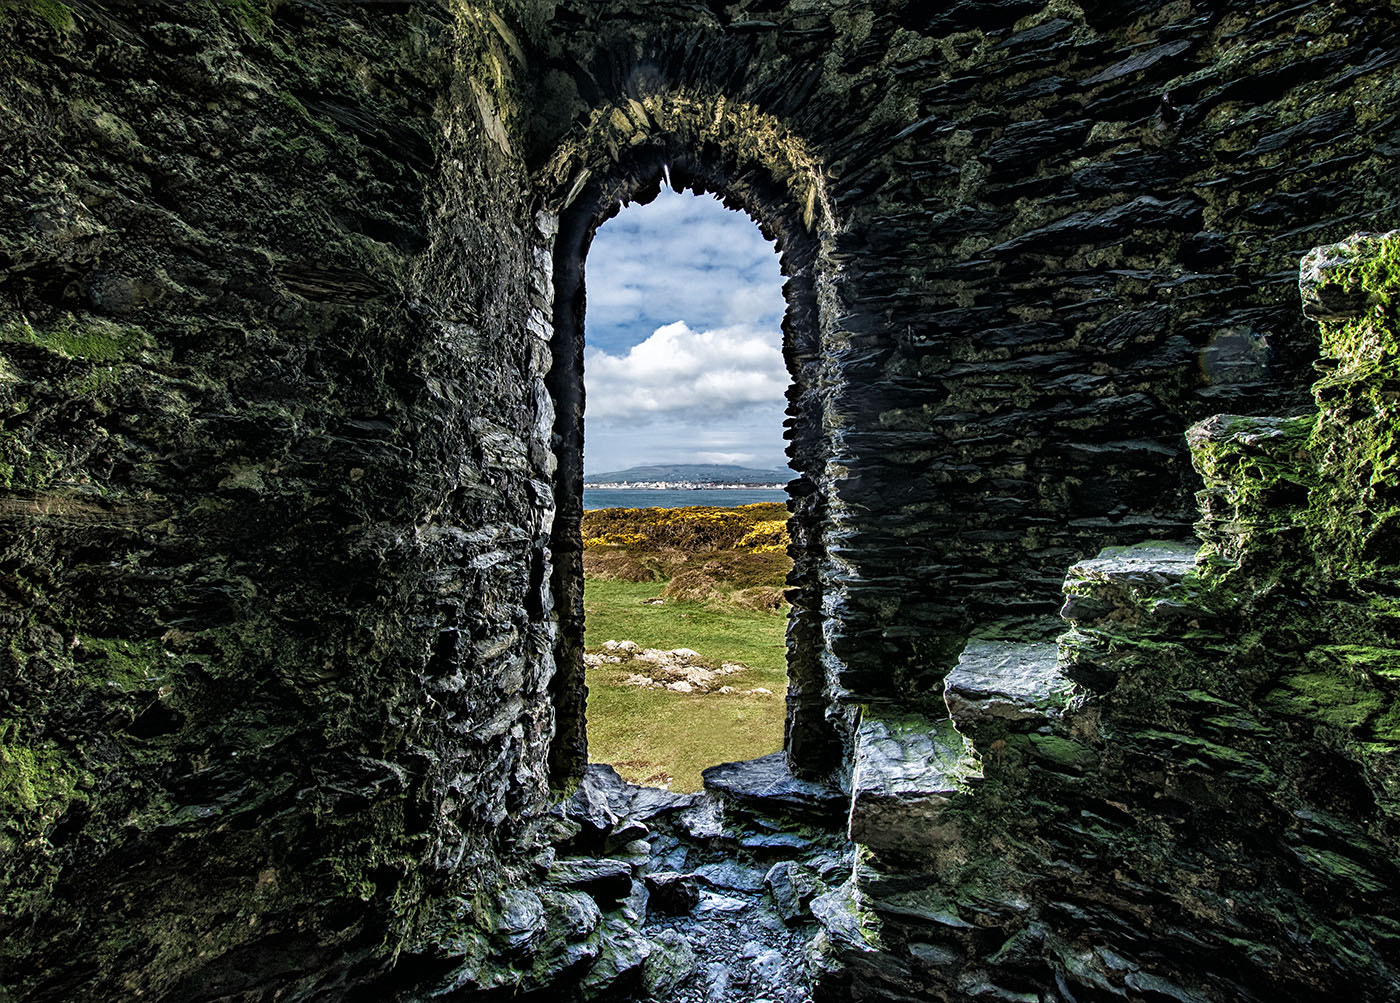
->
[580,187,792,791]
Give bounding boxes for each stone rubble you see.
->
[504,761,849,1003]
[586,640,764,694]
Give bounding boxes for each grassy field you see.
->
[582,504,791,791]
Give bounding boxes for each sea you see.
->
[583,487,788,510]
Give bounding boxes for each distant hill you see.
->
[584,463,788,485]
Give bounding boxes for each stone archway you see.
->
[535,97,851,790]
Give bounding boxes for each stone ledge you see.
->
[944,639,1071,739]
[701,752,848,822]
[1060,540,1200,630]
[847,712,981,855]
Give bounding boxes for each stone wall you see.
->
[1,1,1399,1000]
[0,3,560,998]
[530,0,1400,763]
[816,231,1400,1002]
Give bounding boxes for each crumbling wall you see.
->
[532,0,1400,757]
[2,1,1400,1000]
[814,231,1400,1002]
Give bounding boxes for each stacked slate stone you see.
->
[816,233,1400,1001]
[534,0,1400,778]
[0,4,565,999]
[420,759,849,1002]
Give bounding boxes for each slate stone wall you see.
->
[2,1,1399,1000]
[0,3,560,998]
[528,0,1400,743]
[811,233,1400,1003]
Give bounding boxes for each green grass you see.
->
[585,579,788,680]
[584,578,788,791]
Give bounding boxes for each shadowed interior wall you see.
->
[0,4,560,998]
[531,0,1400,732]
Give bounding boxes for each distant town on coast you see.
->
[583,463,788,490]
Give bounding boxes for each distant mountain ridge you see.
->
[584,463,788,485]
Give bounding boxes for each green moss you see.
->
[1024,734,1098,771]
[221,0,275,35]
[62,365,124,399]
[0,725,81,849]
[1316,229,1400,313]
[1357,232,1400,306]
[73,637,164,690]
[0,437,65,491]
[0,0,75,32]
[1,315,151,362]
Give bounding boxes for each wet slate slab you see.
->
[847,713,982,854]
[702,753,847,822]
[944,640,1073,732]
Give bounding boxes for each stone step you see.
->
[944,638,1072,744]
[701,751,848,823]
[1059,540,1200,631]
[847,711,981,855]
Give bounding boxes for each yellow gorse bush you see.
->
[735,519,789,552]
[581,503,788,552]
[583,532,647,548]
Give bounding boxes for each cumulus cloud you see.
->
[585,188,786,355]
[581,187,789,473]
[585,322,787,420]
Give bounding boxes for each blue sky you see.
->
[583,188,788,474]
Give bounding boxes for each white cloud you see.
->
[584,188,786,349]
[580,188,789,474]
[585,321,787,420]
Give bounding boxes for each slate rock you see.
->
[564,764,624,835]
[740,830,815,853]
[489,888,546,953]
[702,752,847,821]
[628,785,700,822]
[765,860,826,925]
[1300,230,1395,321]
[643,870,701,916]
[642,929,697,997]
[696,891,751,914]
[695,859,767,893]
[1059,541,1200,629]
[548,857,634,902]
[580,916,653,995]
[944,640,1073,734]
[529,889,604,983]
[810,881,878,957]
[848,713,982,854]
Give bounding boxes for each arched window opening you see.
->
[578,186,790,791]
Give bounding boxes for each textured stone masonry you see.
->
[2,2,1399,1000]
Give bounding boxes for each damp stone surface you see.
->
[1,2,1399,1001]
